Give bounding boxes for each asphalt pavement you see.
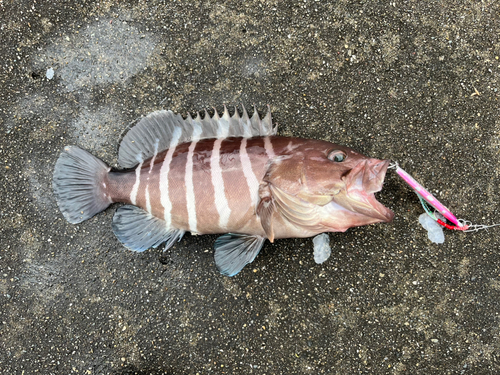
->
[1,1,500,374]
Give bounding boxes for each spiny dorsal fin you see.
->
[118,105,276,168]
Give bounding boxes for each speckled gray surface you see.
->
[1,1,500,374]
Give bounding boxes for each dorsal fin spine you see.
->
[240,104,252,138]
[213,107,220,120]
[222,104,230,121]
[118,105,275,168]
[232,106,240,119]
[218,118,229,138]
[250,105,261,135]
[241,104,250,122]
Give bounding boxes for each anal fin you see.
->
[214,234,265,276]
[112,205,184,252]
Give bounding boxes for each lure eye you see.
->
[328,150,347,162]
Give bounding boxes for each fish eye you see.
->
[328,150,347,162]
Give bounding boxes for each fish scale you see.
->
[53,106,394,276]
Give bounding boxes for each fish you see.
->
[53,106,394,276]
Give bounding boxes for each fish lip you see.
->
[368,192,395,222]
[342,159,394,222]
[367,159,390,193]
[348,193,394,222]
[367,159,394,222]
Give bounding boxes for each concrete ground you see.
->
[1,0,500,373]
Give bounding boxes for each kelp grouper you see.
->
[53,106,394,276]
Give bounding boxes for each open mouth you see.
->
[367,192,395,222]
[365,160,394,222]
[345,159,395,222]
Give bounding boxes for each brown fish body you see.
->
[53,107,394,276]
[106,135,392,240]
[107,136,273,237]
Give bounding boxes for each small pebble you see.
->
[313,233,331,264]
[419,213,445,244]
[46,67,54,80]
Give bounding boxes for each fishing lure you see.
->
[390,162,500,233]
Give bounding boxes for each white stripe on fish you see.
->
[148,139,159,175]
[160,127,182,229]
[145,186,151,214]
[211,138,231,229]
[264,136,275,159]
[240,138,260,206]
[185,124,203,233]
[130,156,143,205]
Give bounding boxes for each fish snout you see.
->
[372,159,389,175]
[364,159,390,193]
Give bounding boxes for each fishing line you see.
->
[388,161,500,233]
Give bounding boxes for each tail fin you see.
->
[53,146,112,224]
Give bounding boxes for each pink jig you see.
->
[391,164,468,230]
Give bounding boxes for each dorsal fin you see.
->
[118,105,277,168]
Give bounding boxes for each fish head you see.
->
[301,141,394,227]
[265,139,393,233]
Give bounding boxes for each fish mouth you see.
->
[366,190,395,223]
[342,159,394,222]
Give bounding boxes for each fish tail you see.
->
[53,146,112,224]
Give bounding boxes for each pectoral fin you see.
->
[214,234,265,276]
[257,183,276,242]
